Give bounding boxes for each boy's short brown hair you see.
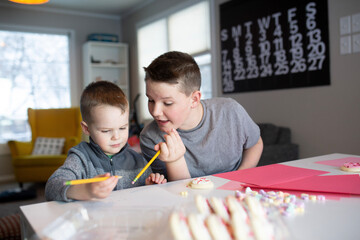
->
[143,51,201,96]
[80,81,128,123]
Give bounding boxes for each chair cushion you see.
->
[258,123,279,145]
[258,144,299,166]
[32,137,65,155]
[12,155,67,167]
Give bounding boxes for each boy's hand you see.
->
[155,128,186,163]
[153,128,190,181]
[86,173,118,199]
[67,173,118,200]
[145,173,167,185]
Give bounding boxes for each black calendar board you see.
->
[220,0,330,93]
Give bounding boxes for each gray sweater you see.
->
[45,138,152,202]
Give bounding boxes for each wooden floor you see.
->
[0,181,46,218]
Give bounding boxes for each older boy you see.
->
[140,51,263,180]
[45,81,166,202]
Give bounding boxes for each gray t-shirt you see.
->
[45,138,151,202]
[140,97,260,178]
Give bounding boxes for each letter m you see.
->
[232,25,241,38]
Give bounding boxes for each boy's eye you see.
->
[119,127,127,130]
[164,102,173,106]
[148,99,154,103]
[101,130,110,133]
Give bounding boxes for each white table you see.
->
[20,153,360,240]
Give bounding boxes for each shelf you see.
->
[83,41,129,97]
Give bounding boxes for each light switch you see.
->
[352,13,360,33]
[353,34,360,53]
[340,36,351,54]
[340,16,351,35]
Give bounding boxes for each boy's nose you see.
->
[151,103,162,117]
[112,130,120,140]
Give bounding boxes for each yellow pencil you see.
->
[64,175,122,185]
[132,150,160,184]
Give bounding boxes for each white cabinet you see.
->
[82,41,129,96]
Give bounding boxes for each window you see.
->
[168,2,210,53]
[0,30,70,143]
[195,53,212,100]
[137,1,212,123]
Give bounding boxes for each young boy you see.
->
[140,51,263,180]
[45,81,166,202]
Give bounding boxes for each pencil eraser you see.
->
[131,181,135,185]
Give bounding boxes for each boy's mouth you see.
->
[156,119,169,125]
[111,143,121,148]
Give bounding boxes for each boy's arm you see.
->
[66,184,92,200]
[238,137,263,170]
[66,173,118,200]
[165,156,190,181]
[45,153,117,201]
[45,153,82,202]
[156,129,191,181]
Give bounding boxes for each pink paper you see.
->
[216,180,245,191]
[213,164,329,187]
[315,157,360,167]
[250,174,360,195]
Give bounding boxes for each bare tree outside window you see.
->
[0,30,70,143]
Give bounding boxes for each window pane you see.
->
[0,30,70,143]
[137,19,168,122]
[195,53,212,99]
[168,1,210,54]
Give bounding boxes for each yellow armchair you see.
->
[7,107,82,187]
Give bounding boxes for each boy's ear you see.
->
[190,90,202,108]
[80,121,90,136]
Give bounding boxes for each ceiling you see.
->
[1,0,152,16]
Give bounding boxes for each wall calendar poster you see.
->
[220,0,330,93]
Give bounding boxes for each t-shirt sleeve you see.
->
[224,99,260,150]
[236,102,260,149]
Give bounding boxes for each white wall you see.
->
[0,4,122,180]
[122,0,360,159]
